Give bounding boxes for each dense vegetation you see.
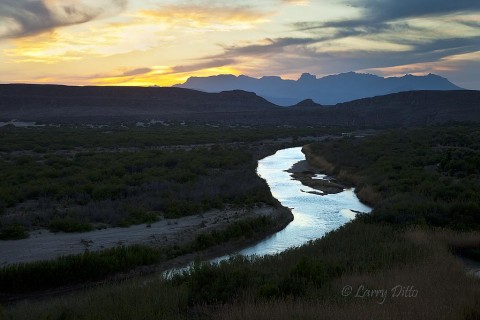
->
[2,124,480,319]
[5,221,479,319]
[173,222,423,305]
[0,147,274,231]
[0,124,317,235]
[307,126,480,230]
[0,125,331,151]
[0,216,274,294]
[0,245,162,293]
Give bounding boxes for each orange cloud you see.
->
[140,4,270,31]
[3,22,172,63]
[88,65,242,87]
[3,31,84,63]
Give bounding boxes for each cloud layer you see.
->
[1,0,479,89]
[0,0,127,39]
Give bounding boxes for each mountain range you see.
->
[174,72,463,106]
[0,85,275,121]
[0,84,479,127]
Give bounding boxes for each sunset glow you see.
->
[1,0,479,89]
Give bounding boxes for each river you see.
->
[202,147,371,267]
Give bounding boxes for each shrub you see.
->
[0,245,162,293]
[0,224,29,240]
[49,218,93,233]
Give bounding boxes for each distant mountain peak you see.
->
[175,71,463,106]
[298,73,316,82]
[293,99,321,108]
[261,75,282,80]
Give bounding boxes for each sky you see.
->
[0,0,479,89]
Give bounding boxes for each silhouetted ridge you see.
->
[293,99,322,108]
[0,84,278,121]
[1,85,479,127]
[175,72,463,106]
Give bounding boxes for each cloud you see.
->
[170,59,236,74]
[280,1,480,76]
[186,11,480,83]
[281,0,310,5]
[292,0,480,40]
[140,3,270,31]
[121,67,152,77]
[349,0,480,22]
[362,51,480,89]
[216,37,321,58]
[0,0,127,39]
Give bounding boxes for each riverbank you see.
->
[300,143,381,206]
[0,204,291,266]
[0,202,293,303]
[6,220,480,320]
[4,131,480,319]
[300,133,480,279]
[286,159,346,195]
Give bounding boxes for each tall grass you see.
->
[170,221,425,305]
[4,278,189,320]
[0,245,162,293]
[0,216,278,295]
[5,222,479,319]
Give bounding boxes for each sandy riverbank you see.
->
[286,159,346,195]
[0,204,291,266]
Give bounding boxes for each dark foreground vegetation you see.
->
[0,125,326,235]
[0,124,304,295]
[0,146,272,231]
[1,124,480,319]
[3,221,480,319]
[305,125,480,229]
[0,216,274,295]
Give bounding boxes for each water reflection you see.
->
[216,147,371,259]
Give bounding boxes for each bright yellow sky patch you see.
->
[1,0,479,89]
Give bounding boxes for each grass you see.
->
[3,125,480,319]
[3,278,189,320]
[4,222,480,319]
[172,221,425,305]
[0,216,277,295]
[0,245,162,294]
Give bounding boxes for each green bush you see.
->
[117,207,159,227]
[308,126,480,230]
[0,224,29,240]
[0,245,162,293]
[49,218,93,233]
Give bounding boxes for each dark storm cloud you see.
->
[293,0,480,38]
[281,0,480,75]
[293,19,410,36]
[280,34,480,74]
[0,0,127,39]
[350,0,480,22]
[201,0,480,70]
